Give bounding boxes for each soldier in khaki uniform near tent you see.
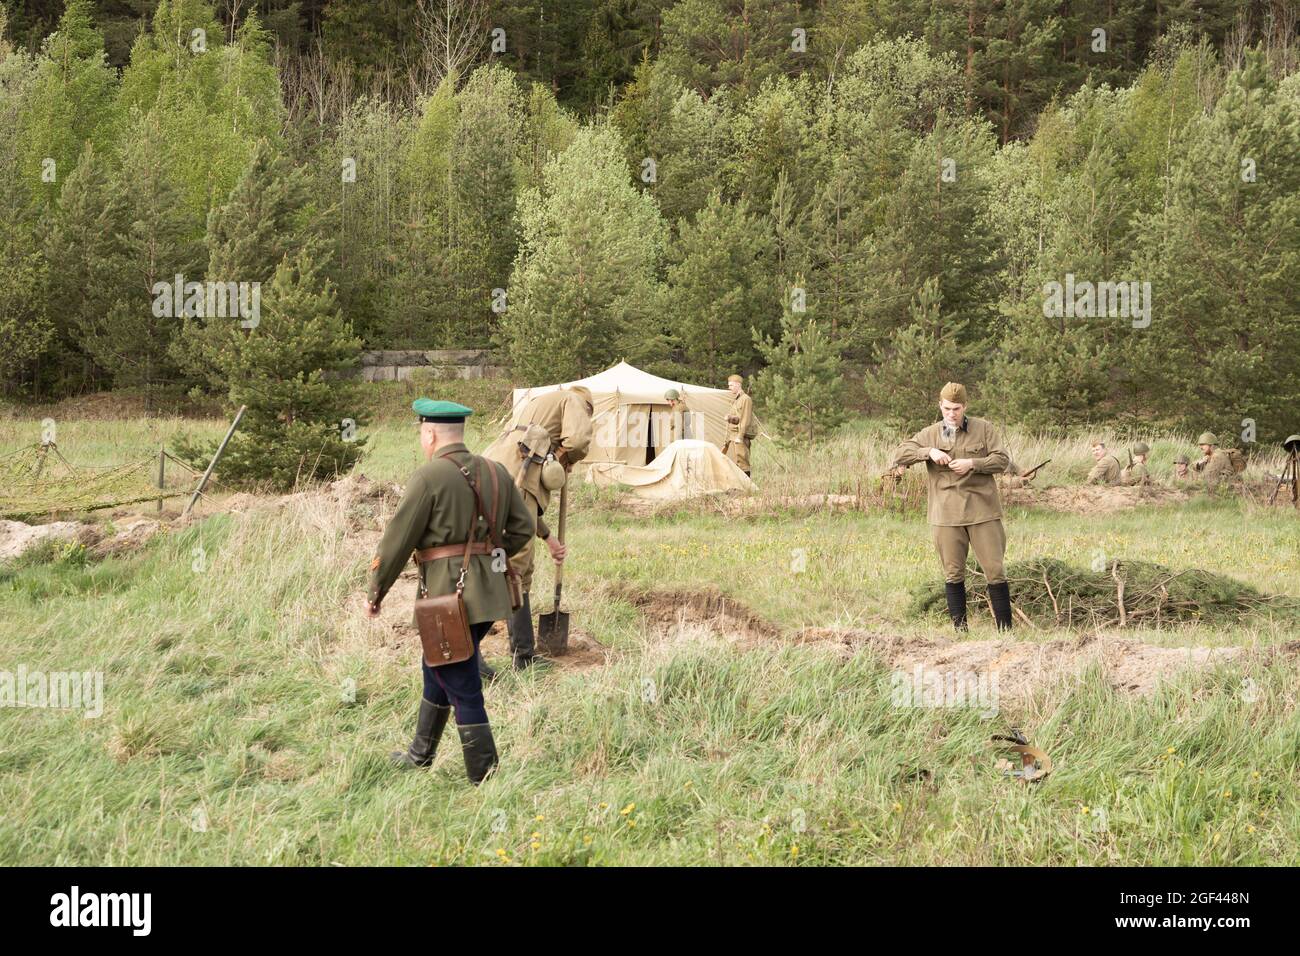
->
[663,389,692,444]
[1193,432,1236,488]
[365,400,534,784]
[890,383,1014,631]
[1086,440,1122,485]
[482,386,594,670]
[722,374,755,476]
[1121,442,1151,486]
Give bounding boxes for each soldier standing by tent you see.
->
[722,374,755,476]
[890,383,1013,632]
[663,389,693,444]
[364,400,534,784]
[1086,440,1122,485]
[482,386,594,670]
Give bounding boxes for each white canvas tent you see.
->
[585,439,756,499]
[506,362,737,467]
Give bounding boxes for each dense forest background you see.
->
[1,0,1298,444]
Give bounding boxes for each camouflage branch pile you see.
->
[908,557,1293,629]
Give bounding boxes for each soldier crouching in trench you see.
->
[364,399,533,784]
[889,382,1014,632]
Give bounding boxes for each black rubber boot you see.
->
[988,581,1014,631]
[478,654,497,682]
[458,723,499,785]
[390,697,452,768]
[509,593,535,670]
[944,581,968,631]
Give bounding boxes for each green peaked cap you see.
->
[412,398,473,422]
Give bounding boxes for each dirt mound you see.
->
[609,584,780,639]
[617,586,1255,701]
[1004,484,1194,514]
[796,628,1244,699]
[0,519,93,561]
[0,515,166,563]
[90,517,164,557]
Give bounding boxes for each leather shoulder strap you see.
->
[436,449,488,590]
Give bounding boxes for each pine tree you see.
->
[611,57,727,225]
[76,111,204,406]
[451,64,524,342]
[1134,50,1300,444]
[860,113,1001,361]
[0,9,52,395]
[206,248,365,490]
[863,277,975,431]
[172,139,332,389]
[43,143,119,394]
[985,308,1116,435]
[115,1,284,226]
[499,125,666,382]
[18,0,118,207]
[664,191,777,381]
[752,281,846,443]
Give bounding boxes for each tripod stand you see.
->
[1268,437,1299,507]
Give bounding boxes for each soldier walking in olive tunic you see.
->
[365,400,534,784]
[890,383,1013,631]
[482,386,593,669]
[722,374,755,476]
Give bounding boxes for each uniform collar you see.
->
[941,416,969,432]
[435,442,470,457]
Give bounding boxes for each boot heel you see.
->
[458,722,499,785]
[390,699,451,768]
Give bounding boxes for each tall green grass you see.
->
[1,490,1296,865]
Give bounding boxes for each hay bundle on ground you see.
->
[909,557,1291,628]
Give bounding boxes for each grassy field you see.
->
[1,393,1298,865]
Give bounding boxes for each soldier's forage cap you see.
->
[939,382,968,404]
[1089,437,1107,448]
[1174,453,1190,464]
[1197,432,1218,446]
[664,388,680,401]
[568,385,594,409]
[728,374,743,385]
[1132,441,1150,456]
[412,398,472,423]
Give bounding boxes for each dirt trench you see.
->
[609,585,1276,703]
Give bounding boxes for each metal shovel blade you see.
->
[537,605,569,656]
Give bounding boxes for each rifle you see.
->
[1020,459,1051,480]
[1128,449,1134,471]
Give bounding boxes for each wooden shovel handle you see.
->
[553,482,568,594]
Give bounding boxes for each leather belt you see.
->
[415,542,492,563]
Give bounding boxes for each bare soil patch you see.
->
[617,585,1265,701]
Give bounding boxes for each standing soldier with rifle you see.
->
[364,400,534,784]
[482,386,594,670]
[890,383,1014,631]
